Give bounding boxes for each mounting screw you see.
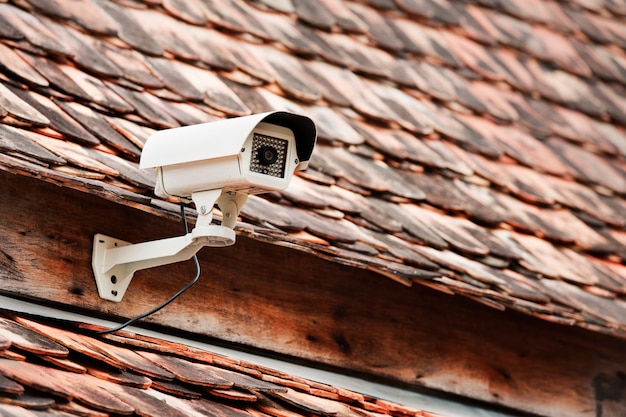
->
[111,275,117,284]
[199,205,208,215]
[111,290,118,296]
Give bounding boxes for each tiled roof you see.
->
[0,309,442,417]
[0,0,626,337]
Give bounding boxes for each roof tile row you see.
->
[0,311,441,417]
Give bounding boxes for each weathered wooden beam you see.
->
[1,170,625,417]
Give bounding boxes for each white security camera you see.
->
[140,111,316,200]
[92,111,316,302]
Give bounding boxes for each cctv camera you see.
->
[140,111,317,200]
[92,111,316,302]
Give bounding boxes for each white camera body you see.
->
[140,111,316,200]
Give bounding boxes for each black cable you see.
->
[96,204,201,335]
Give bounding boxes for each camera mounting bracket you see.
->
[92,190,246,302]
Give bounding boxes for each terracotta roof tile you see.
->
[1,0,626,346]
[347,3,402,51]
[27,134,114,176]
[328,34,396,79]
[144,56,205,101]
[45,18,124,78]
[390,20,461,67]
[96,1,164,56]
[0,124,64,165]
[60,66,136,113]
[0,7,24,40]
[572,40,624,82]
[529,25,592,77]
[528,62,607,118]
[174,63,252,116]
[0,82,50,126]
[0,43,48,88]
[98,45,164,89]
[0,3,73,56]
[445,33,507,81]
[9,86,101,145]
[423,141,474,176]
[260,47,323,103]
[105,84,177,129]
[547,137,626,194]
[55,101,142,158]
[594,80,626,125]
[0,318,68,357]
[396,0,461,25]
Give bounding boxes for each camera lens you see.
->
[258,146,278,165]
[250,133,288,178]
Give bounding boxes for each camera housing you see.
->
[92,111,316,302]
[140,111,316,200]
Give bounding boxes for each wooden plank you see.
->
[0,171,625,417]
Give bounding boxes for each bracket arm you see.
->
[92,225,235,302]
[92,189,247,302]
